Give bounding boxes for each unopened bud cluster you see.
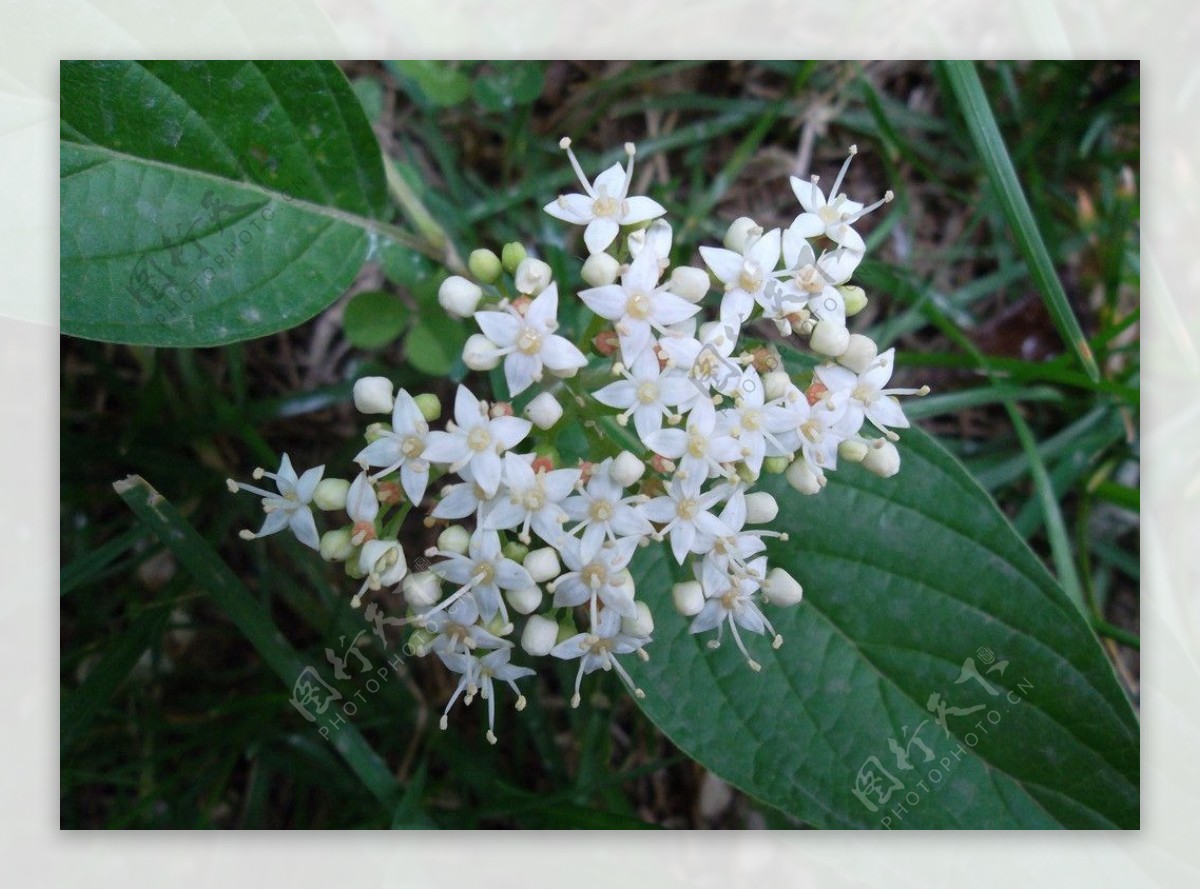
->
[228,139,926,743]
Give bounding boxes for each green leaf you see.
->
[627,426,1138,829]
[941,61,1101,383]
[389,61,472,107]
[61,61,396,347]
[472,62,546,112]
[112,475,402,810]
[342,290,409,350]
[404,313,467,376]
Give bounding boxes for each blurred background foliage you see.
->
[61,60,1139,828]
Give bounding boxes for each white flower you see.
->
[432,479,495,526]
[658,322,742,401]
[422,385,532,497]
[773,383,854,478]
[643,397,742,483]
[689,555,781,671]
[354,389,433,505]
[227,453,323,550]
[592,348,693,440]
[427,529,533,623]
[641,472,731,564]
[562,457,654,561]
[699,227,782,326]
[550,607,649,707]
[695,486,789,580]
[415,595,509,657]
[723,368,801,475]
[345,471,379,546]
[788,144,892,251]
[437,648,534,744]
[579,244,700,363]
[550,536,640,619]
[482,453,580,545]
[473,284,587,397]
[353,538,407,607]
[543,139,666,255]
[813,348,927,441]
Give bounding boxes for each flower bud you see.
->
[501,242,527,274]
[313,478,351,511]
[672,581,705,617]
[522,613,559,656]
[838,284,868,317]
[524,392,563,430]
[364,422,392,444]
[407,627,434,656]
[838,334,878,374]
[412,392,441,423]
[611,451,645,488]
[319,527,354,562]
[402,571,442,608]
[724,216,762,253]
[468,248,502,284]
[523,547,560,583]
[838,439,869,463]
[581,251,620,287]
[763,567,803,606]
[763,456,790,475]
[669,265,710,303]
[862,439,901,478]
[506,586,543,615]
[463,333,503,371]
[621,601,655,637]
[352,376,394,414]
[514,257,552,295]
[785,459,823,495]
[502,540,529,563]
[437,275,483,319]
[437,525,471,555]
[743,491,779,524]
[810,320,850,357]
[763,370,790,401]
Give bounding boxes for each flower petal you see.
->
[474,311,520,347]
[543,192,596,224]
[583,217,620,255]
[621,195,666,225]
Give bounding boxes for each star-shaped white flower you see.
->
[813,348,927,440]
[592,348,693,440]
[723,369,800,475]
[422,385,532,497]
[543,139,666,255]
[773,383,854,477]
[482,452,580,545]
[427,529,533,623]
[354,388,433,505]
[643,397,742,483]
[550,606,650,707]
[641,471,731,564]
[550,536,640,619]
[689,555,780,671]
[789,144,893,251]
[579,244,700,363]
[699,227,782,326]
[473,283,587,396]
[437,648,534,744]
[415,595,509,658]
[562,457,654,561]
[227,453,323,550]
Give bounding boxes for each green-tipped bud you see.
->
[839,284,868,317]
[502,540,530,563]
[468,248,502,284]
[838,439,869,463]
[320,527,354,562]
[763,456,790,475]
[736,462,758,484]
[313,478,351,512]
[501,242,527,274]
[414,392,441,423]
[364,422,392,444]
[408,627,435,657]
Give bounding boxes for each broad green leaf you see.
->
[627,426,1138,829]
[404,313,466,376]
[342,290,409,350]
[61,60,400,347]
[472,62,546,112]
[389,61,472,107]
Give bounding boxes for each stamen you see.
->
[845,190,894,224]
[559,136,595,198]
[829,144,857,203]
[620,142,636,201]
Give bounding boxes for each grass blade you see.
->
[941,60,1101,383]
[112,475,402,810]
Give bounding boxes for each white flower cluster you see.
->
[228,139,926,744]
